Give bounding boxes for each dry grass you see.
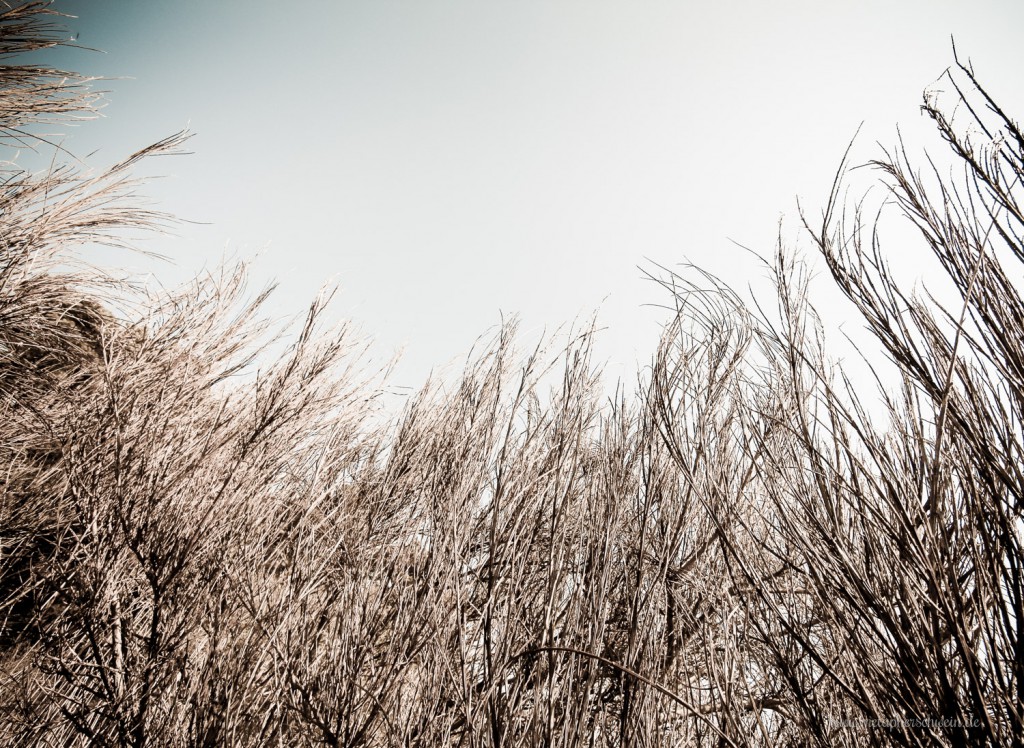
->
[1,4,1022,746]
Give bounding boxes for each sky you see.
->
[35,0,1024,397]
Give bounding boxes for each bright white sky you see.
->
[42,0,1024,396]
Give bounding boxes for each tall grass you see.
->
[1,4,1021,746]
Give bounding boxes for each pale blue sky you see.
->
[41,0,1024,393]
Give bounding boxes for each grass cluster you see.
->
[1,4,1022,746]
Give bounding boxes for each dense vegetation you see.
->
[1,4,1022,746]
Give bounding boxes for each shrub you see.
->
[0,3,1020,746]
